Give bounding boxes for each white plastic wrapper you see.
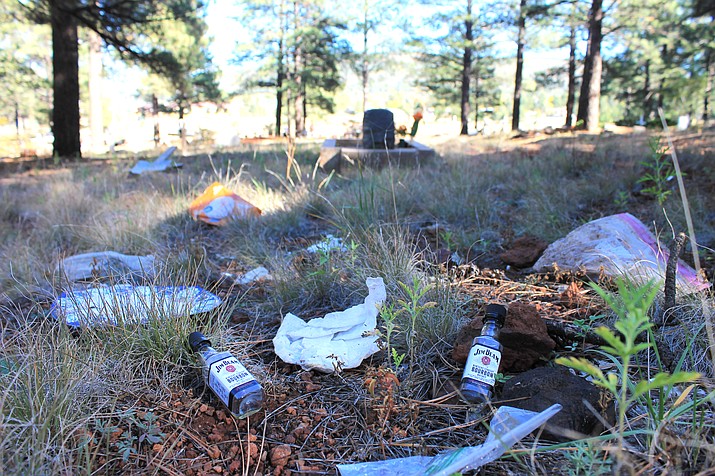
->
[533,213,710,294]
[52,285,222,327]
[338,404,562,476]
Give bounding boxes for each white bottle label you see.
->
[463,344,501,387]
[208,356,255,405]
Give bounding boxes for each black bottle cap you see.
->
[188,331,211,352]
[484,304,507,326]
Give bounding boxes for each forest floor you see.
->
[0,127,714,475]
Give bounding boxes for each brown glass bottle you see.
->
[459,304,507,405]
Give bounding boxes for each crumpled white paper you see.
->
[273,277,386,373]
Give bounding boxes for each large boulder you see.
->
[452,302,556,372]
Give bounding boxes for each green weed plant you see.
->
[557,279,701,463]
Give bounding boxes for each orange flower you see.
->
[413,111,423,121]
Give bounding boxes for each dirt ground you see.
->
[2,128,714,475]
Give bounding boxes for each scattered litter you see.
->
[129,146,181,174]
[337,404,562,476]
[305,234,347,254]
[235,266,272,284]
[533,213,710,294]
[273,277,385,373]
[51,285,222,327]
[189,182,261,226]
[56,251,155,282]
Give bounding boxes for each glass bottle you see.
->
[459,303,507,405]
[188,331,264,419]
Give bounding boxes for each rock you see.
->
[452,303,556,372]
[499,235,549,268]
[500,367,615,440]
[270,444,292,467]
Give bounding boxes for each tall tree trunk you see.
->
[643,59,652,122]
[178,101,187,151]
[657,44,667,112]
[51,0,81,159]
[292,1,305,136]
[474,59,480,132]
[152,94,160,147]
[565,24,576,127]
[275,0,286,136]
[704,47,712,125]
[88,29,103,154]
[512,0,526,132]
[361,0,369,114]
[576,0,603,132]
[460,0,473,136]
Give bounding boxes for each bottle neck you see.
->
[481,318,502,338]
[196,343,217,357]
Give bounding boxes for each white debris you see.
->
[306,234,348,254]
[235,266,272,284]
[533,213,710,294]
[52,285,221,327]
[273,277,386,373]
[57,251,155,282]
[129,146,181,174]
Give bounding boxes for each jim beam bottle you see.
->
[459,303,507,405]
[188,331,264,419]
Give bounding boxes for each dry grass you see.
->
[0,131,714,474]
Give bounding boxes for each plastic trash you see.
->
[337,404,562,476]
[129,146,181,174]
[189,182,261,226]
[235,266,272,284]
[51,284,222,327]
[533,213,710,294]
[56,251,155,282]
[273,277,385,373]
[305,234,348,254]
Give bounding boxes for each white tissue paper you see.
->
[273,277,386,373]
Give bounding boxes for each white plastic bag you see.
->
[337,404,562,476]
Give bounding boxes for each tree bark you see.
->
[51,0,81,159]
[88,29,103,155]
[565,24,576,127]
[474,59,480,132]
[361,0,369,115]
[292,1,305,136]
[460,0,473,136]
[275,0,286,136]
[576,0,603,132]
[512,0,527,132]
[643,59,652,122]
[704,47,713,125]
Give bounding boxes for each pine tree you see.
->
[19,0,215,159]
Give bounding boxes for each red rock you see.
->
[270,444,292,467]
[499,235,548,268]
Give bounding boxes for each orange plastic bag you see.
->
[188,182,261,225]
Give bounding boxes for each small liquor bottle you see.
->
[459,303,507,405]
[188,331,264,419]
